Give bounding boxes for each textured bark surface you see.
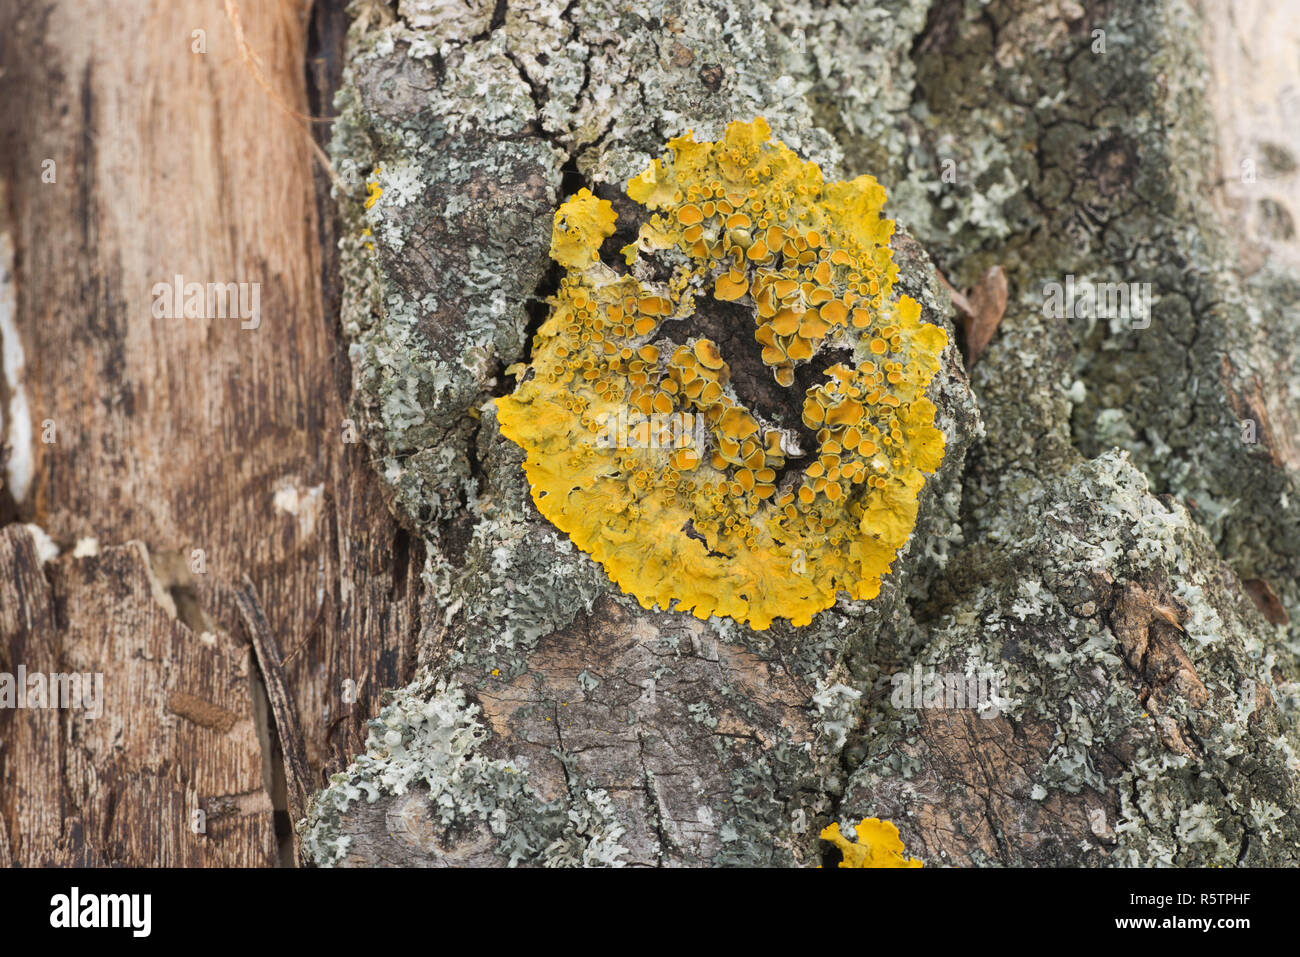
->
[300,0,1300,868]
[0,526,275,866]
[0,0,419,865]
[1,0,1297,869]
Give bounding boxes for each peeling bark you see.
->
[0,1,420,865]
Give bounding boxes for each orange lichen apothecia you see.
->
[820,818,923,868]
[495,118,947,629]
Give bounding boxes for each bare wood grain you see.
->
[0,0,419,865]
[0,525,276,865]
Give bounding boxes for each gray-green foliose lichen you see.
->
[839,450,1300,866]
[299,676,629,867]
[892,0,1300,666]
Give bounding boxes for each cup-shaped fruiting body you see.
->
[496,118,947,630]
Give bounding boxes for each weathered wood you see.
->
[0,0,418,865]
[0,524,276,866]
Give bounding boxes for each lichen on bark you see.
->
[306,0,1300,866]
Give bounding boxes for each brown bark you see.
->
[0,525,275,865]
[0,0,416,866]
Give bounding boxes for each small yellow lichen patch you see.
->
[820,818,923,868]
[496,118,947,629]
[365,167,383,210]
[550,187,618,269]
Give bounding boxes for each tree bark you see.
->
[300,0,1300,868]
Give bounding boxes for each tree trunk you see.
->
[2,0,1299,868]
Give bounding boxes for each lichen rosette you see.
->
[496,118,947,629]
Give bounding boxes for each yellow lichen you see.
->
[365,167,383,210]
[820,818,923,868]
[550,187,618,269]
[495,118,947,629]
[363,167,383,250]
